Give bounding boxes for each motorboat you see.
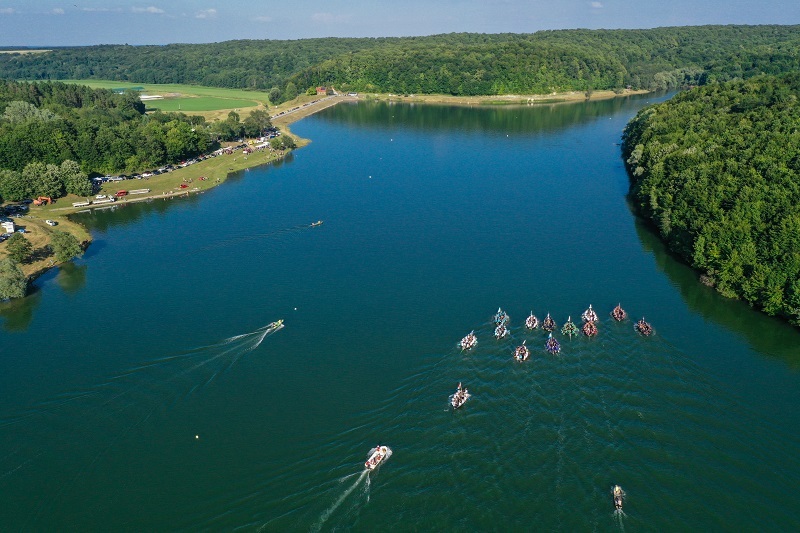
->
[494,323,508,339]
[493,307,509,326]
[460,330,478,351]
[310,220,323,227]
[581,304,598,323]
[611,303,627,322]
[525,311,539,330]
[365,445,392,470]
[582,321,598,337]
[269,319,284,329]
[545,333,560,355]
[635,317,653,336]
[514,340,530,361]
[450,383,471,409]
[561,316,578,337]
[542,313,556,332]
[612,485,625,511]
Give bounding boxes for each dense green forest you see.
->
[0,80,274,203]
[2,26,800,101]
[622,73,800,325]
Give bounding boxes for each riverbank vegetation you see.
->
[0,80,281,177]
[622,73,800,325]
[0,79,289,296]
[2,25,799,101]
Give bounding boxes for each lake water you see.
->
[2,95,800,531]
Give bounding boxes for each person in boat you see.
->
[612,485,624,509]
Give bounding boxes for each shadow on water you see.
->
[315,93,666,136]
[70,192,206,233]
[0,290,41,332]
[633,217,800,364]
[55,262,88,295]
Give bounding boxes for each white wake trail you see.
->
[312,469,370,532]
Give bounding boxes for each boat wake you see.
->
[115,320,284,390]
[193,223,320,255]
[0,322,284,528]
[311,469,371,532]
[615,508,626,531]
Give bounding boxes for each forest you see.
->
[2,25,800,101]
[622,73,800,325]
[0,80,272,203]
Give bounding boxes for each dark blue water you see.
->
[2,96,799,531]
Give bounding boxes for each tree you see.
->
[5,233,33,263]
[23,162,65,198]
[242,109,272,137]
[59,160,91,196]
[284,82,298,101]
[281,134,296,149]
[223,111,244,140]
[164,121,196,160]
[268,87,281,104]
[2,100,58,123]
[269,134,296,150]
[0,169,29,202]
[0,258,27,300]
[50,230,83,263]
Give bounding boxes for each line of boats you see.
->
[460,304,654,357]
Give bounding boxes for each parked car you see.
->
[45,220,57,226]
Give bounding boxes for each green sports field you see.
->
[145,97,259,112]
[58,79,272,108]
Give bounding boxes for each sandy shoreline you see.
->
[361,88,649,106]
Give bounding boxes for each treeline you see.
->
[0,80,276,202]
[2,26,800,100]
[622,73,800,325]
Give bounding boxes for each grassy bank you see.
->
[40,146,289,218]
[0,216,90,278]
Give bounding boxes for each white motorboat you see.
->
[365,445,392,470]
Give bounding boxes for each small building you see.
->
[316,86,327,96]
[1,220,15,233]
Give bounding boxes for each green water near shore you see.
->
[1,95,799,531]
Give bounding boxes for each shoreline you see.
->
[358,88,650,106]
[5,88,650,287]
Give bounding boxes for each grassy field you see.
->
[59,79,273,104]
[145,97,259,112]
[56,80,272,120]
[0,215,90,278]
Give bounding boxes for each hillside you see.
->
[622,73,800,324]
[2,26,800,100]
